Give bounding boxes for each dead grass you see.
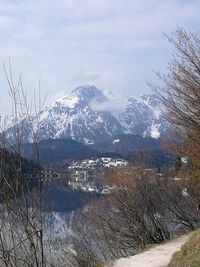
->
[168,229,200,267]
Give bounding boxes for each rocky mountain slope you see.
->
[5,85,169,144]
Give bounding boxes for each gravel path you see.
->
[109,234,190,267]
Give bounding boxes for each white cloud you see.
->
[89,97,127,115]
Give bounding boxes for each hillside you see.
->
[0,148,40,200]
[20,136,173,167]
[90,134,162,154]
[168,229,200,267]
[89,134,173,167]
[21,138,101,165]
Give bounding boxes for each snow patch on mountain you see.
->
[83,138,94,145]
[4,85,168,143]
[150,124,161,139]
[56,94,79,108]
[113,139,120,144]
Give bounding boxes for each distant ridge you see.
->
[20,136,173,168]
[20,138,122,165]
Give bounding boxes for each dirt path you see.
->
[109,234,190,267]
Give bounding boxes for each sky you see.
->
[0,0,200,115]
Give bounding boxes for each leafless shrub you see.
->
[0,62,59,266]
[66,165,200,264]
[150,28,200,168]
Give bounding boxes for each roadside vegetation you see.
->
[168,229,200,267]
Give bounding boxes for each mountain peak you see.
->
[71,85,102,99]
[140,94,159,106]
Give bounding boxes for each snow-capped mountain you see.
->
[4,85,168,144]
[118,94,168,139]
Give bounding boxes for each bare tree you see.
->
[0,62,60,266]
[151,28,200,167]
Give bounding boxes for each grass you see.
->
[168,229,200,267]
